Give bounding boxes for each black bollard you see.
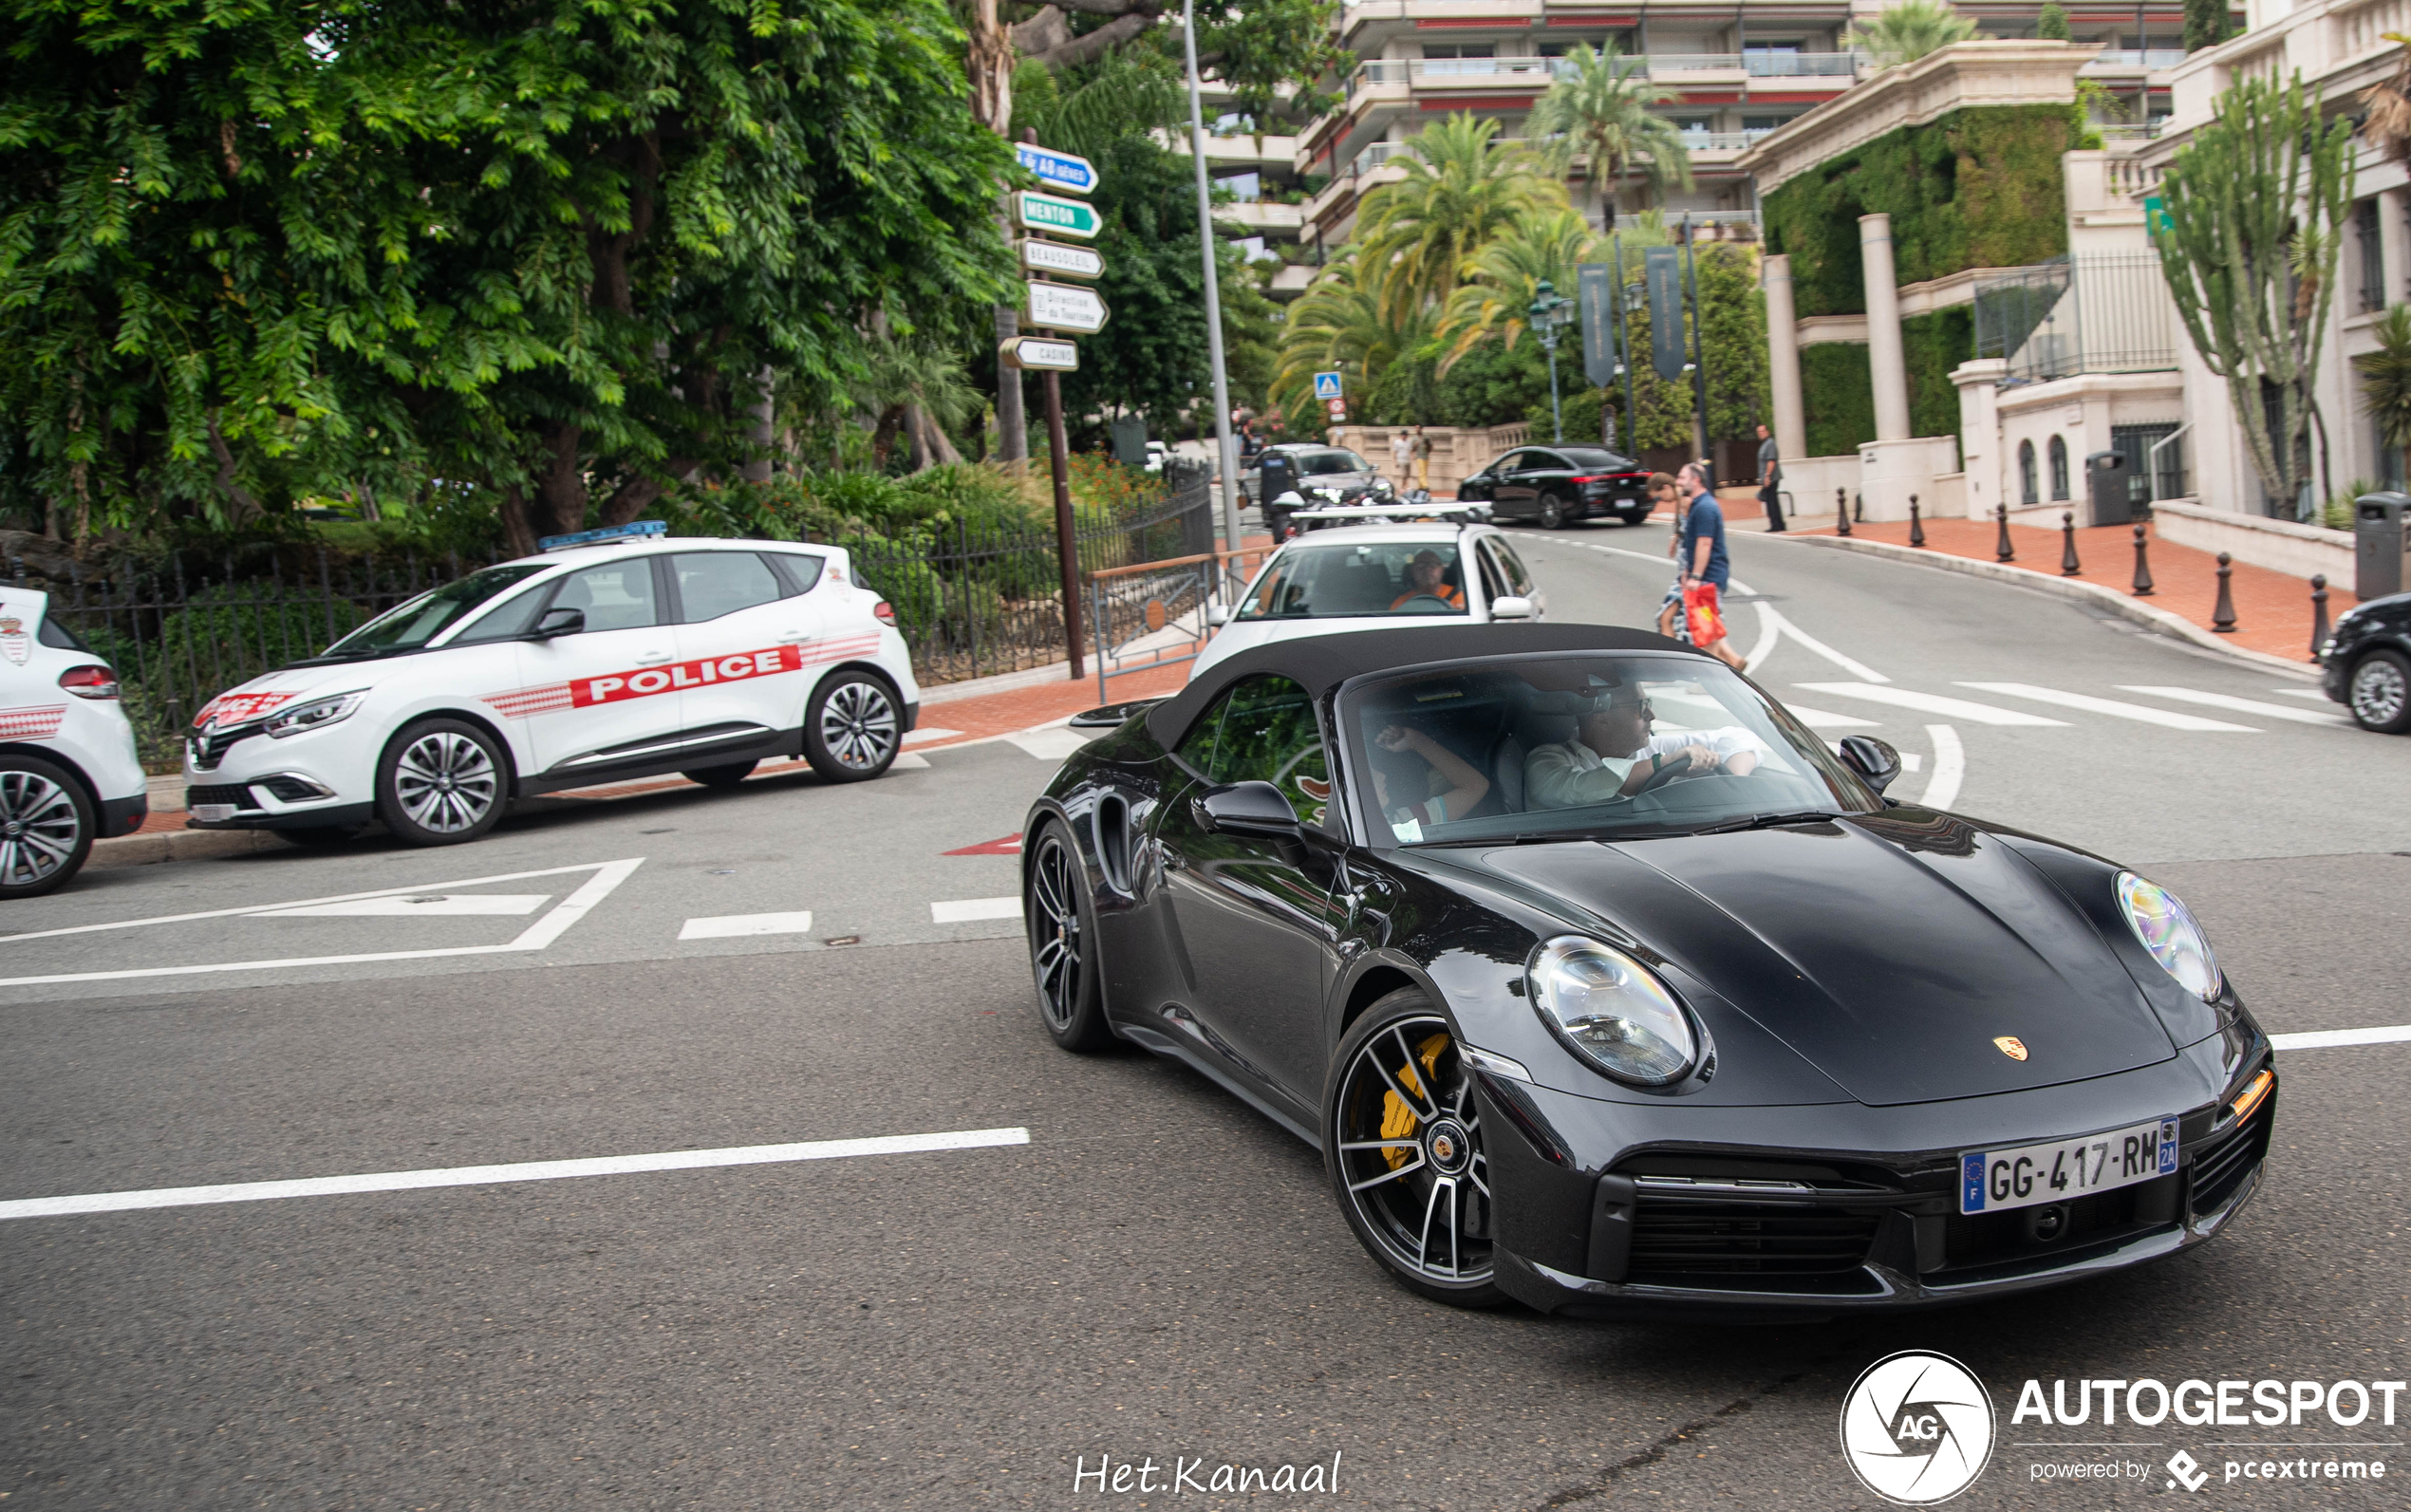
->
[2131,523,2155,595]
[2061,511,2081,576]
[1854,492,1864,523]
[2211,551,2237,632]
[1836,486,1851,537]
[1994,503,2014,562]
[1909,495,1925,547]
[2309,573,2330,662]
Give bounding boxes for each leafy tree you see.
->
[2354,304,2411,485]
[2183,0,2233,52]
[2036,4,2072,41]
[2152,71,2353,517]
[1275,249,1435,419]
[1354,115,1566,326]
[1434,209,1600,373]
[1851,0,1979,69]
[1525,43,1692,215]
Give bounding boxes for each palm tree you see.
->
[1352,115,1566,327]
[1851,0,1979,69]
[2361,33,2411,165]
[1524,43,1693,216]
[1432,208,1601,374]
[2356,305,2411,486]
[1273,249,1434,416]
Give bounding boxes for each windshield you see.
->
[1236,540,1470,621]
[1298,450,1373,476]
[1556,448,1633,471]
[317,563,552,658]
[1341,653,1877,844]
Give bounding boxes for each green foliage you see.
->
[2354,305,2411,485]
[1852,0,1979,69]
[1802,345,1878,457]
[1435,209,1600,371]
[1524,44,1691,209]
[2037,3,2072,41]
[1762,106,2082,316]
[1902,308,1976,439]
[2184,0,2233,51]
[2322,479,2376,531]
[1350,116,1566,327]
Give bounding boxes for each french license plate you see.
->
[1960,1117,2177,1215]
[190,804,236,824]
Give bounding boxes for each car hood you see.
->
[1469,814,2177,1106]
[194,661,388,728]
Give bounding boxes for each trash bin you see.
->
[2085,450,2132,527]
[2357,492,2411,601]
[1256,451,1296,512]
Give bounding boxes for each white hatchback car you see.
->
[0,586,150,895]
[184,524,922,847]
[1190,519,1546,681]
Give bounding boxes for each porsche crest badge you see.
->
[1993,1036,2029,1061]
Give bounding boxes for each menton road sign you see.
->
[1015,142,1098,196]
[1016,191,1102,240]
[1020,238,1104,280]
[1000,336,1079,372]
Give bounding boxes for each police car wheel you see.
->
[0,754,94,899]
[803,671,901,783]
[682,761,758,789]
[376,718,508,846]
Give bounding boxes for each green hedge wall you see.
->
[1903,306,1975,440]
[1802,344,1876,457]
[1763,104,2081,318]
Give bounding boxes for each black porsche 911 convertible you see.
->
[1020,625,2274,1316]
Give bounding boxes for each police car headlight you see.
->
[2116,871,2222,1001]
[264,691,367,738]
[1527,936,1697,1086]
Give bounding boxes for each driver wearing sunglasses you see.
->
[1523,684,1766,810]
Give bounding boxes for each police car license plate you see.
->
[1959,1117,2177,1215]
[190,804,236,824]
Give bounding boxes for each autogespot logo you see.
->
[1840,1352,1998,1504]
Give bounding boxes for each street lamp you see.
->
[1527,279,1576,444]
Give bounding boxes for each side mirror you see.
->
[524,606,585,641]
[1206,603,1232,626]
[1198,780,1302,838]
[1489,594,1533,621]
[1838,735,1903,794]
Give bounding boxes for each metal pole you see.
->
[1183,0,1243,574]
[1044,370,1085,680]
[1544,329,1563,443]
[1682,215,1711,484]
[1613,235,1636,456]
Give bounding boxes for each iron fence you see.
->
[1974,254,2178,383]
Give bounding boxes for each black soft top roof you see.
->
[1145,623,1699,748]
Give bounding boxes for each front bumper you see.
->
[1480,1028,2274,1319]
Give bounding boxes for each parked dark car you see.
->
[1456,446,1654,529]
[2321,588,2411,733]
[1026,625,2273,1316]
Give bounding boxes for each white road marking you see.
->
[1003,727,1093,760]
[1764,607,1891,683]
[1742,597,1780,672]
[679,910,814,941]
[931,897,1023,924]
[1900,751,1924,773]
[889,752,932,770]
[1794,682,2068,726]
[900,727,965,746]
[1785,702,1882,730]
[1955,682,2260,732]
[2270,687,2332,700]
[2116,686,2353,727]
[2271,1024,2411,1051]
[258,894,551,918]
[1922,724,1966,810]
[0,859,644,989]
[0,1127,1033,1223]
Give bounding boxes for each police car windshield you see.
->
[315,564,551,660]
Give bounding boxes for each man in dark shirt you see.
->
[1756,423,1786,533]
[1677,463,1746,669]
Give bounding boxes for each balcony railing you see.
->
[2085,48,2188,68]
[1350,52,1862,91]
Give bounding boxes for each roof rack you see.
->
[1291,501,1492,528]
[537,520,668,552]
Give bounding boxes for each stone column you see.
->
[1952,359,2009,521]
[1764,253,1806,460]
[1860,214,1911,442]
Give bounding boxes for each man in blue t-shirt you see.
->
[1676,464,1746,669]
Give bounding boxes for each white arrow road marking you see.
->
[2115,686,2354,727]
[1955,682,2261,731]
[1761,606,1890,683]
[1785,703,1882,730]
[0,1127,1032,1222]
[1794,683,2068,726]
[1003,727,1093,760]
[680,911,814,941]
[0,859,644,988]
[258,894,551,918]
[2271,1024,2411,1050]
[1922,724,1965,810]
[932,897,1022,924]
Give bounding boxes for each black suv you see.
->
[1456,445,1654,529]
[2322,589,2411,732]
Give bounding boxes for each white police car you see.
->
[184,522,922,847]
[0,586,150,895]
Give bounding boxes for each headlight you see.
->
[1527,936,1697,1085]
[263,691,367,738]
[2116,871,2221,1001]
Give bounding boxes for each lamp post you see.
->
[1528,279,1576,444]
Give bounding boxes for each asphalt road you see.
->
[3,526,2405,1510]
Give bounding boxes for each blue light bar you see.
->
[536,520,669,552]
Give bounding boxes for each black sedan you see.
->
[1456,446,1655,530]
[2320,588,2411,732]
[1020,625,2273,1316]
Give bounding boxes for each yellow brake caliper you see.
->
[1379,1032,1453,1169]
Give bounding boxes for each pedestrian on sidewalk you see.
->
[1677,462,1748,670]
[1390,428,1412,488]
[1411,425,1431,495]
[1756,422,1786,533]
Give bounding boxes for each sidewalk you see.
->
[1764,513,2351,670]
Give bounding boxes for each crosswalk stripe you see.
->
[2271,1024,2411,1050]
[1793,682,2068,726]
[1955,682,2260,732]
[1783,702,1881,730]
[932,897,1022,924]
[2115,686,2353,727]
[680,911,814,941]
[2271,687,2331,700]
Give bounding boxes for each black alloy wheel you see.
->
[1537,492,1568,530]
[2347,649,2411,734]
[803,670,901,782]
[1024,820,1112,1051]
[0,754,94,898]
[682,760,759,788]
[376,718,509,846]
[1323,987,1504,1307]
[276,826,364,849]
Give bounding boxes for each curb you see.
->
[87,826,285,870]
[1759,532,2323,681]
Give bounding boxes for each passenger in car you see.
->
[1369,721,1489,833]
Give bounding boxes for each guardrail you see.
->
[1086,545,1274,702]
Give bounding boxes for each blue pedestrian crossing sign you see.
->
[1313,371,1344,401]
